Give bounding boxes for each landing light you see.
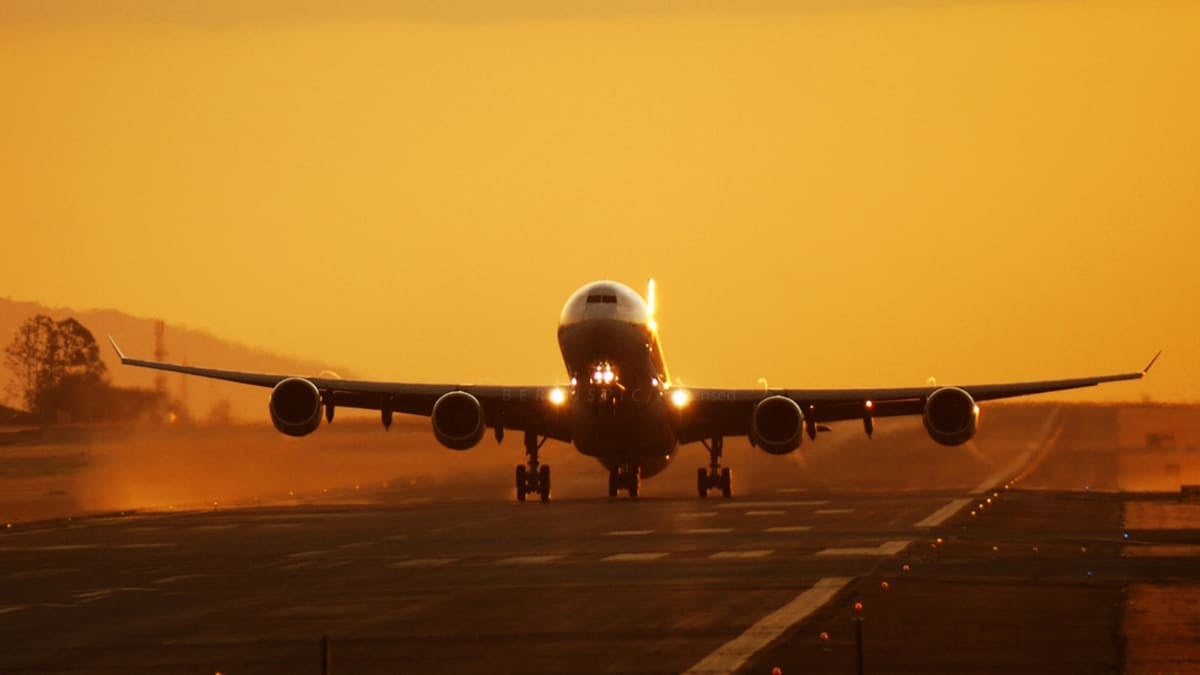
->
[549,387,567,406]
[670,388,690,408]
[602,370,615,384]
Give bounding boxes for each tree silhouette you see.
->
[5,315,110,421]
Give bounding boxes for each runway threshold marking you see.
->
[816,540,911,556]
[764,526,812,533]
[682,576,854,675]
[603,552,669,562]
[710,550,772,559]
[915,498,972,528]
[606,529,654,536]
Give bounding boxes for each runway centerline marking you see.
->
[814,508,855,515]
[716,500,828,509]
[711,550,772,559]
[683,576,854,675]
[744,510,787,516]
[683,528,733,534]
[497,555,563,565]
[606,530,654,536]
[391,558,459,568]
[915,498,971,528]
[816,540,911,556]
[764,526,813,533]
[603,552,669,562]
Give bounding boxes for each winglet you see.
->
[107,335,128,363]
[1142,350,1162,375]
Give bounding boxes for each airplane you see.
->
[107,279,1159,502]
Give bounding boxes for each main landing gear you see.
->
[608,465,641,498]
[516,430,551,503]
[697,437,732,499]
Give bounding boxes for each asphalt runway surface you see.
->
[2,405,1198,674]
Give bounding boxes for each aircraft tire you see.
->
[720,467,732,499]
[516,465,528,502]
[538,465,551,503]
[697,468,709,498]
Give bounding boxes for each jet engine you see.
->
[923,386,979,446]
[431,391,486,451]
[269,377,323,437]
[750,395,805,455]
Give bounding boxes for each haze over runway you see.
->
[1,1,1197,402]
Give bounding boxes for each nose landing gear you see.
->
[608,465,641,498]
[697,437,732,498]
[515,431,551,503]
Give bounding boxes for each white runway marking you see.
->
[814,508,855,515]
[716,500,828,509]
[497,555,563,565]
[683,528,733,534]
[711,550,772,559]
[603,552,669,562]
[0,544,94,552]
[764,526,813,533]
[816,540,911,556]
[677,512,718,518]
[606,530,653,536]
[915,498,971,528]
[971,407,1060,494]
[285,550,328,559]
[0,606,28,615]
[118,543,175,549]
[391,558,459,568]
[744,510,787,516]
[683,577,854,675]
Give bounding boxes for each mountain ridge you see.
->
[0,296,350,422]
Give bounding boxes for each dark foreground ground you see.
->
[1,404,1198,674]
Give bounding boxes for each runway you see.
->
[1,404,1198,673]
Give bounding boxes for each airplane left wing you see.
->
[674,353,1158,444]
[107,337,572,441]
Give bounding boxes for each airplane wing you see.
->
[107,337,572,441]
[674,352,1159,444]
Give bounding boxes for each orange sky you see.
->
[1,1,1197,401]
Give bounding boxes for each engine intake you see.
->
[750,395,804,455]
[923,387,979,446]
[432,391,486,451]
[269,377,323,437]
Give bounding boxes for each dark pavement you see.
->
[1,405,1196,674]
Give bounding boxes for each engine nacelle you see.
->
[923,386,979,446]
[269,377,323,437]
[750,395,805,455]
[431,391,486,451]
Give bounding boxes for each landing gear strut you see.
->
[608,465,641,498]
[515,430,551,503]
[697,437,732,499]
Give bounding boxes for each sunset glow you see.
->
[1,2,1196,401]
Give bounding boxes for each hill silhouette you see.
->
[0,297,349,422]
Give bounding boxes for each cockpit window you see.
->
[586,294,618,304]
